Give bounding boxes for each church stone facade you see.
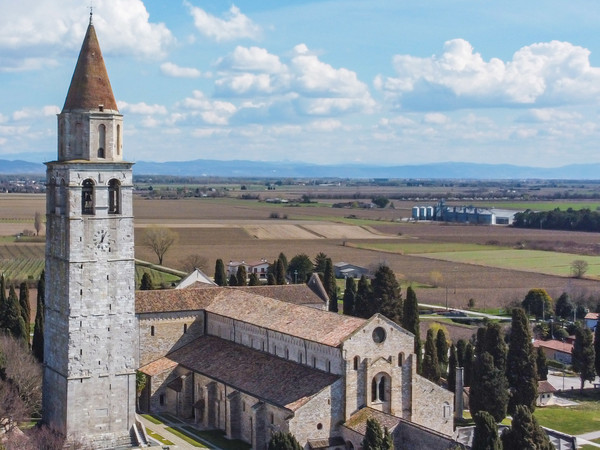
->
[43,19,137,448]
[44,18,457,450]
[137,288,456,449]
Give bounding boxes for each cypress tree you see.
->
[422,328,440,383]
[236,265,247,286]
[214,259,227,286]
[447,344,457,392]
[415,338,423,375]
[362,418,389,450]
[483,322,507,373]
[18,282,31,344]
[354,275,372,318]
[140,272,153,290]
[436,328,449,376]
[325,259,338,313]
[342,277,356,316]
[313,252,328,274]
[402,286,421,370]
[507,308,538,414]
[594,318,600,377]
[228,273,238,286]
[472,411,502,450]
[536,347,548,381]
[0,273,7,329]
[456,339,467,367]
[278,252,288,273]
[464,342,474,387]
[371,265,402,323]
[6,285,26,342]
[248,273,260,286]
[276,259,287,285]
[475,327,487,357]
[267,273,276,285]
[573,324,596,391]
[470,352,508,422]
[32,270,45,362]
[268,431,302,450]
[501,405,553,450]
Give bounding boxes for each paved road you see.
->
[419,303,510,321]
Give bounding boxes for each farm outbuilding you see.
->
[334,262,369,279]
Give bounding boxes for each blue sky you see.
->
[1,0,599,167]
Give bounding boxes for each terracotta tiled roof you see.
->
[585,312,599,320]
[135,288,222,314]
[231,284,325,306]
[538,380,557,394]
[533,339,573,354]
[307,437,345,449]
[205,290,366,347]
[344,407,401,435]
[166,336,339,411]
[138,357,177,376]
[63,23,118,112]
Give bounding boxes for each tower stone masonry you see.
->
[43,17,137,448]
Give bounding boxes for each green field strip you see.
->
[145,428,174,445]
[471,201,600,212]
[182,427,251,450]
[350,241,500,255]
[165,426,209,447]
[534,403,600,435]
[417,249,600,278]
[141,413,162,425]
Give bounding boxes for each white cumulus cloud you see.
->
[118,102,168,115]
[160,62,202,78]
[0,0,174,64]
[180,90,237,125]
[186,3,261,42]
[378,39,600,110]
[12,105,59,121]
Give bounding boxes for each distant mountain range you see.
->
[2,157,600,180]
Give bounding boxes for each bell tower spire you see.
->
[44,16,137,448]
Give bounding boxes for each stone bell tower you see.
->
[43,14,137,448]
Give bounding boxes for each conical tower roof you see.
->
[62,21,118,112]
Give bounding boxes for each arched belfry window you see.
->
[82,179,95,215]
[98,124,106,159]
[371,373,390,402]
[108,179,120,214]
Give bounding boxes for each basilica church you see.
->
[43,17,458,450]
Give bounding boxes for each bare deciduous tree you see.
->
[571,259,589,279]
[180,254,209,273]
[143,226,178,265]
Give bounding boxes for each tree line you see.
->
[513,208,600,232]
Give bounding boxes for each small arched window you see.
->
[398,352,404,367]
[371,378,378,402]
[353,356,360,370]
[82,179,95,215]
[183,323,188,333]
[150,325,155,336]
[98,124,106,158]
[108,179,120,214]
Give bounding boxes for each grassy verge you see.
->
[159,412,185,424]
[534,401,600,435]
[165,426,209,447]
[182,427,251,450]
[145,428,174,445]
[141,414,162,425]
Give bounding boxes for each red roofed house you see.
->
[533,339,573,365]
[585,312,599,331]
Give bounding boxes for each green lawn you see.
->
[146,428,174,445]
[141,414,162,425]
[534,402,600,435]
[182,427,251,450]
[165,426,209,447]
[418,249,600,278]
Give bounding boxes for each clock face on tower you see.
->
[93,229,111,252]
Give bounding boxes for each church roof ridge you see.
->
[62,21,118,112]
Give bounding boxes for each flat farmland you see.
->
[3,193,600,315]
